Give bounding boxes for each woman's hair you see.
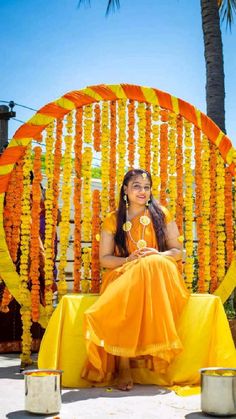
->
[114,169,168,256]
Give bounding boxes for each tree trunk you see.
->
[201,0,226,133]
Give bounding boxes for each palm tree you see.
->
[201,0,235,133]
[78,0,236,134]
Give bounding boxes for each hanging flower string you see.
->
[91,189,101,293]
[201,136,211,292]
[109,101,117,211]
[44,123,55,316]
[74,108,83,292]
[151,105,160,199]
[117,99,126,199]
[51,119,63,278]
[57,113,73,299]
[175,115,184,235]
[145,104,151,172]
[127,100,135,170]
[3,168,15,256]
[209,143,218,292]
[224,168,234,268]
[194,127,205,292]
[29,146,42,322]
[159,109,169,207]
[84,104,93,144]
[101,101,110,217]
[0,285,12,313]
[1,158,24,312]
[137,102,146,171]
[93,103,101,152]
[168,112,177,217]
[82,146,93,241]
[19,144,33,364]
[81,247,91,293]
[216,150,226,284]
[183,120,194,290]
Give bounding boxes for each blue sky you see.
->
[1,0,236,146]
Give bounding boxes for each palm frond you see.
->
[218,0,236,30]
[78,0,120,16]
[105,0,120,16]
[77,0,91,9]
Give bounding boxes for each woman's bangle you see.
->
[125,256,129,264]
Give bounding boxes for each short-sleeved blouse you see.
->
[102,206,173,254]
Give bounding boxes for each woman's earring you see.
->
[123,194,129,208]
[146,199,150,207]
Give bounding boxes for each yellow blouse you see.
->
[102,206,173,254]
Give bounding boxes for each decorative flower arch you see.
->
[0,84,235,363]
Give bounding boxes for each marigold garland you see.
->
[175,115,184,235]
[183,120,194,290]
[117,99,126,198]
[194,127,205,292]
[84,104,93,144]
[0,287,12,313]
[11,160,24,262]
[216,150,226,284]
[51,119,63,280]
[19,145,33,363]
[82,146,92,242]
[168,112,177,217]
[202,135,211,293]
[224,168,234,268]
[74,108,83,292]
[57,113,73,299]
[44,122,55,315]
[91,189,101,293]
[2,159,24,313]
[151,105,160,199]
[209,143,218,292]
[127,100,135,170]
[109,101,117,211]
[93,104,101,152]
[81,247,91,293]
[3,169,15,256]
[29,146,42,322]
[101,101,110,217]
[145,104,151,172]
[137,102,146,171]
[159,109,169,207]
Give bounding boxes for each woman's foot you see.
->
[117,368,133,391]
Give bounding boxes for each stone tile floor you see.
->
[0,354,229,419]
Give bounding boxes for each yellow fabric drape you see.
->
[38,294,236,388]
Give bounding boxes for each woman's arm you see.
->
[159,220,182,261]
[138,220,182,261]
[99,230,140,268]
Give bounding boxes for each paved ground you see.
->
[0,353,228,419]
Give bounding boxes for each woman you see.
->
[82,169,189,390]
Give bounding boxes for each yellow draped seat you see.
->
[38,293,236,388]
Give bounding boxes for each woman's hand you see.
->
[137,247,160,258]
[126,249,143,262]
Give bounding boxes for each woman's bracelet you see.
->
[125,256,129,264]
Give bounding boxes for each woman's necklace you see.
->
[122,208,151,249]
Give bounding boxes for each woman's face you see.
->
[124,175,151,207]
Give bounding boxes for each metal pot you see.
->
[200,367,236,417]
[23,369,63,414]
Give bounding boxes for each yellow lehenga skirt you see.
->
[82,210,189,383]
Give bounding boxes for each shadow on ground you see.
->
[6,411,56,419]
[0,364,23,380]
[185,411,218,419]
[62,384,170,403]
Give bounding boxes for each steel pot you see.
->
[23,369,63,414]
[200,367,236,416]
